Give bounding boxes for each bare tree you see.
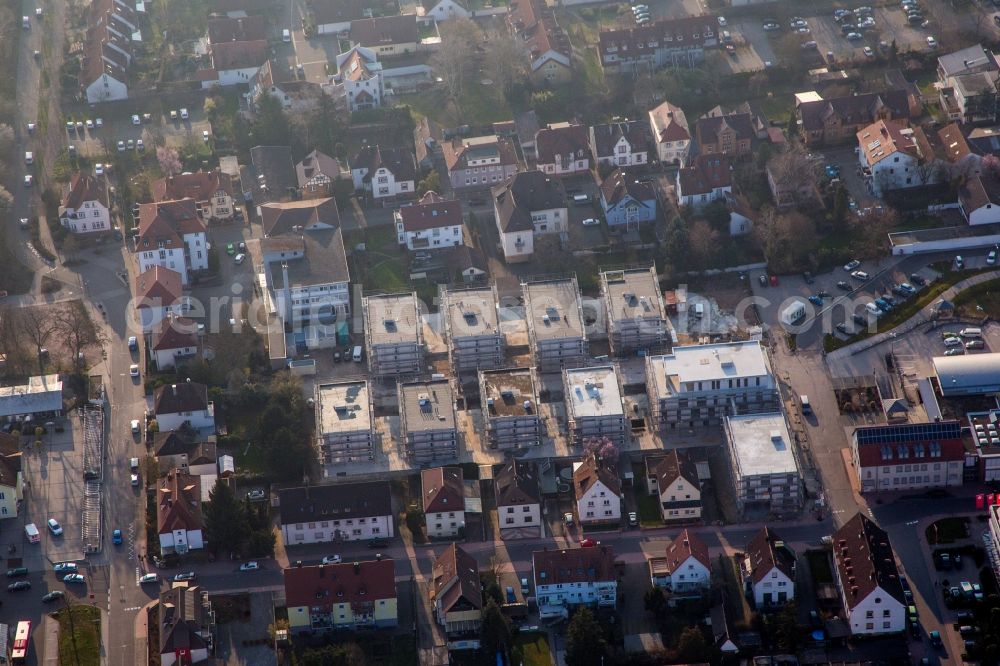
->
[54,300,106,369]
[484,33,528,96]
[688,218,720,269]
[15,307,60,370]
[431,19,480,110]
[766,148,819,207]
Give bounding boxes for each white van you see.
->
[960,328,982,339]
[24,523,40,543]
[693,303,705,318]
[865,302,880,316]
[282,28,291,42]
[571,194,590,205]
[800,395,812,415]
[352,345,363,362]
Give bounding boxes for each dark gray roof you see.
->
[495,459,540,506]
[248,146,298,203]
[492,170,566,233]
[278,481,392,525]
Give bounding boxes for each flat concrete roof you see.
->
[564,365,624,419]
[523,278,584,342]
[602,267,664,322]
[726,412,799,478]
[364,292,420,346]
[481,368,538,417]
[933,353,1000,396]
[400,380,456,433]
[316,381,371,436]
[446,287,500,339]
[0,374,63,417]
[649,341,771,393]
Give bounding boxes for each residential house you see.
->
[247,212,350,331]
[851,420,965,492]
[296,150,347,198]
[157,469,204,554]
[278,481,394,545]
[158,584,215,666]
[333,45,384,111]
[506,0,572,84]
[936,43,997,82]
[939,70,1000,123]
[349,15,419,57]
[153,431,217,476]
[202,38,268,88]
[422,466,465,539]
[742,527,796,609]
[533,546,617,608]
[351,145,417,202]
[494,459,542,538]
[431,544,482,644]
[207,15,265,43]
[646,340,779,430]
[492,170,567,263]
[134,266,186,332]
[135,199,209,285]
[247,145,298,204]
[929,123,981,180]
[795,89,913,147]
[535,123,591,176]
[152,170,236,223]
[81,24,129,103]
[598,16,717,73]
[311,0,373,35]
[695,112,754,157]
[590,120,650,168]
[284,559,397,633]
[598,169,656,229]
[425,0,471,21]
[648,100,691,165]
[443,135,519,192]
[832,513,906,635]
[650,529,711,593]
[153,381,215,433]
[645,449,701,523]
[0,433,23,519]
[960,173,1000,225]
[150,315,199,370]
[573,454,622,526]
[395,191,464,250]
[448,244,488,283]
[60,172,111,234]
[857,119,942,197]
[675,154,732,209]
[726,193,756,236]
[766,156,818,208]
[966,125,1000,154]
[245,60,323,113]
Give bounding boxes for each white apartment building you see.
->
[646,341,779,430]
[135,199,209,285]
[833,513,906,635]
[315,380,373,465]
[563,366,627,449]
[533,546,617,609]
[851,420,965,493]
[724,412,803,516]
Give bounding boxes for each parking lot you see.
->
[66,110,214,158]
[13,417,88,566]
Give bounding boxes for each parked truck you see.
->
[780,300,807,326]
[287,359,317,376]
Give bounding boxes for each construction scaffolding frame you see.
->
[80,407,104,553]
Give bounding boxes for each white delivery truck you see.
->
[780,300,807,326]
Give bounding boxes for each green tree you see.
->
[248,95,292,151]
[245,529,277,558]
[262,427,313,483]
[480,599,511,658]
[644,586,666,615]
[417,170,441,196]
[565,608,607,666]
[771,602,800,653]
[677,626,709,662]
[203,479,249,555]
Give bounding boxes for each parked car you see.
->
[8,581,30,592]
[808,295,823,306]
[851,270,869,281]
[53,563,77,573]
[844,259,861,271]
[63,574,85,584]
[47,518,63,536]
[113,529,123,545]
[240,561,260,571]
[627,511,638,527]
[837,280,851,291]
[247,489,266,501]
[5,567,28,577]
[321,555,342,565]
[173,572,197,582]
[129,364,140,377]
[42,590,65,602]
[139,573,160,584]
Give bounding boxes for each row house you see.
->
[278,482,394,545]
[598,16,717,73]
[533,546,617,609]
[284,559,397,633]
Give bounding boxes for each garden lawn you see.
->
[57,605,101,666]
[513,632,552,666]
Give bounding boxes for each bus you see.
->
[11,620,30,665]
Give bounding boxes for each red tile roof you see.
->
[853,420,965,467]
[211,39,268,71]
[208,15,266,44]
[64,172,108,210]
[422,466,464,513]
[598,15,716,60]
[135,266,183,307]
[649,101,690,143]
[350,15,419,47]
[432,544,482,614]
[507,0,571,63]
[833,513,905,609]
[283,559,396,609]
[745,527,795,584]
[398,192,463,233]
[535,124,589,166]
[152,316,198,352]
[153,170,234,205]
[156,469,202,534]
[677,154,731,196]
[664,528,710,572]
[532,546,615,586]
[573,455,621,499]
[137,199,205,251]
